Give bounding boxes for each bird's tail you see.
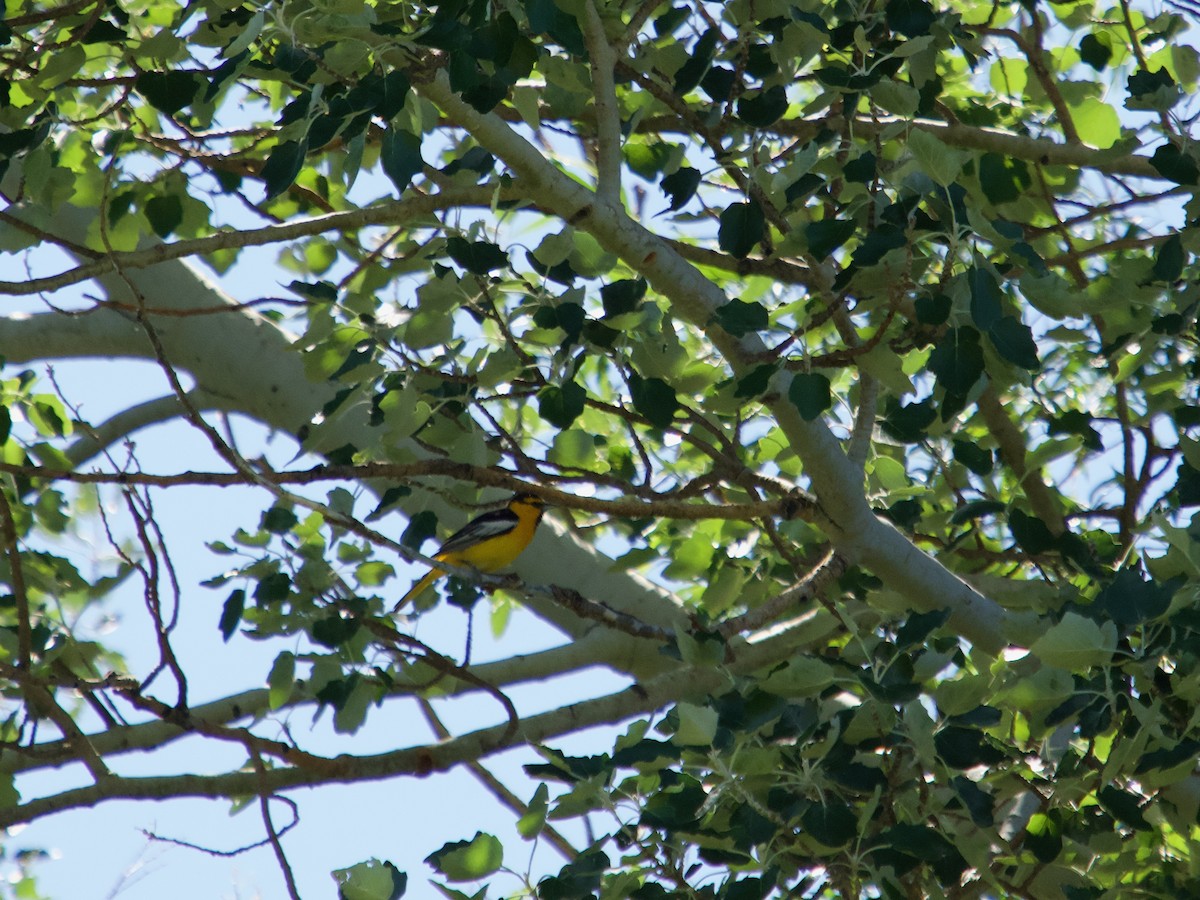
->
[393,567,442,613]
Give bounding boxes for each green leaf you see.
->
[267,651,295,709]
[381,128,424,194]
[951,776,995,827]
[987,316,1040,370]
[624,141,675,179]
[446,237,508,275]
[537,381,586,429]
[333,859,407,900]
[805,218,856,259]
[713,299,768,337]
[629,375,678,429]
[1068,97,1120,149]
[261,140,307,200]
[219,589,244,641]
[1150,143,1199,185]
[516,784,549,839]
[908,127,963,186]
[927,326,984,395]
[660,166,701,211]
[788,372,831,420]
[425,833,503,882]
[718,200,766,259]
[1029,611,1117,672]
[736,85,788,127]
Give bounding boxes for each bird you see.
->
[394,492,546,610]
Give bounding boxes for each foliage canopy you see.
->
[1,0,1200,897]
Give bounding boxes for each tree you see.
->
[0,0,1198,895]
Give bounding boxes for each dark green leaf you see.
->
[135,71,202,114]
[805,218,856,259]
[253,571,291,605]
[1150,233,1185,282]
[1026,812,1063,862]
[988,316,1040,370]
[538,381,586,429]
[713,299,768,337]
[312,614,360,648]
[914,292,951,325]
[843,151,876,183]
[446,237,508,275]
[734,364,776,399]
[1150,144,1199,185]
[895,608,949,650]
[1126,67,1179,111]
[927,326,984,395]
[1136,739,1200,774]
[934,726,1005,769]
[261,140,307,200]
[1079,33,1112,71]
[968,266,1002,330]
[401,510,438,552]
[533,302,585,343]
[261,506,298,534]
[851,224,906,266]
[951,776,994,827]
[144,194,183,238]
[785,172,823,204]
[660,166,701,211]
[1175,459,1200,506]
[0,406,11,445]
[1009,508,1055,554]
[949,498,1006,525]
[1097,786,1151,830]
[629,375,678,429]
[601,279,647,317]
[219,589,244,641]
[368,485,412,521]
[718,200,766,259]
[673,28,720,94]
[800,801,857,847]
[788,372,831,420]
[737,84,788,127]
[880,397,936,443]
[886,0,936,37]
[1048,410,1103,452]
[380,128,424,194]
[1092,568,1178,626]
[978,153,1031,205]
[952,440,994,475]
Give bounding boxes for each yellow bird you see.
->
[395,493,546,609]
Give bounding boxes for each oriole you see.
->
[395,493,546,609]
